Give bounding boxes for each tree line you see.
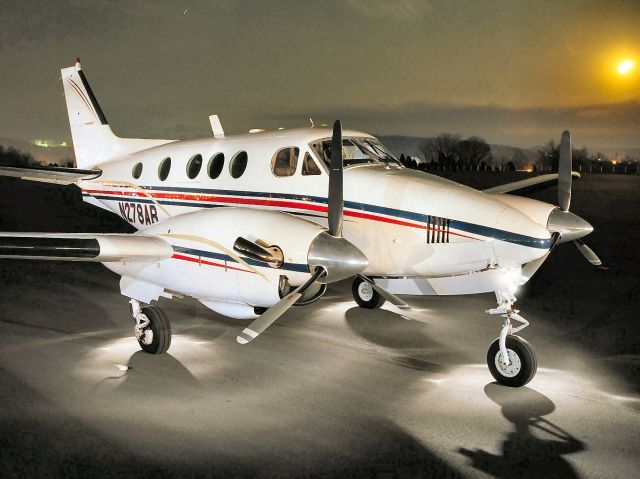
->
[399,133,495,172]
[0,145,73,168]
[535,139,637,173]
[398,133,639,174]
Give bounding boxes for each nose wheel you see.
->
[487,335,537,387]
[130,300,172,354]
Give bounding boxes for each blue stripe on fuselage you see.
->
[83,188,552,249]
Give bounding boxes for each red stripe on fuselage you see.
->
[83,188,481,241]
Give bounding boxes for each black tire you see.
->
[487,335,537,387]
[138,305,172,354]
[352,276,385,309]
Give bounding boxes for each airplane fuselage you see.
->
[79,128,552,285]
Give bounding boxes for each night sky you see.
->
[0,0,638,149]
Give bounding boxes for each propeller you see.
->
[525,131,603,281]
[555,130,603,267]
[328,120,344,237]
[558,130,572,212]
[236,120,410,344]
[237,121,368,344]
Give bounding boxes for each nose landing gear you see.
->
[486,290,537,387]
[130,299,172,354]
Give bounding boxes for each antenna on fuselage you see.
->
[209,114,225,138]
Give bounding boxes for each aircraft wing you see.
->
[0,233,172,262]
[0,165,101,185]
[483,172,580,195]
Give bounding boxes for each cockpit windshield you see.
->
[311,137,401,168]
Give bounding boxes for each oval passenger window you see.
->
[158,157,171,181]
[208,153,224,179]
[132,162,143,179]
[229,151,248,179]
[186,154,203,179]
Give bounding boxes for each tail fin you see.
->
[61,59,173,169]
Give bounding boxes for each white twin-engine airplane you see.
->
[0,60,602,387]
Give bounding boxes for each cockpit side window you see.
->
[271,147,299,177]
[310,137,400,168]
[360,138,401,166]
[301,152,321,176]
[312,139,375,168]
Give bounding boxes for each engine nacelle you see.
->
[106,208,328,315]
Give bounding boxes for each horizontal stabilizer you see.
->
[483,172,580,195]
[0,233,172,262]
[0,165,101,185]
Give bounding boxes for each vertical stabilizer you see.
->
[61,59,173,169]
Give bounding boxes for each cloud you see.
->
[263,99,640,149]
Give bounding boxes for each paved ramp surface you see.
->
[0,266,638,478]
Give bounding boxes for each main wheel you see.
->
[487,335,537,387]
[136,305,172,354]
[352,276,385,309]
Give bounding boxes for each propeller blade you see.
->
[328,120,344,237]
[573,239,603,267]
[357,274,410,310]
[237,267,325,344]
[520,252,551,283]
[233,237,283,267]
[558,130,572,212]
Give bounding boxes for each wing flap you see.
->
[0,165,101,185]
[483,172,580,195]
[0,233,172,262]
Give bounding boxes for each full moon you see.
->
[618,59,634,75]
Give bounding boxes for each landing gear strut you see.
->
[485,290,537,387]
[130,299,172,354]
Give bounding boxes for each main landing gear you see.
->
[352,276,385,309]
[485,290,537,387]
[130,299,172,354]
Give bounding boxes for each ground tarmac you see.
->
[0,174,638,478]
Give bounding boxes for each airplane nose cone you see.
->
[546,208,593,242]
[307,232,368,283]
[494,206,552,249]
[492,205,552,266]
